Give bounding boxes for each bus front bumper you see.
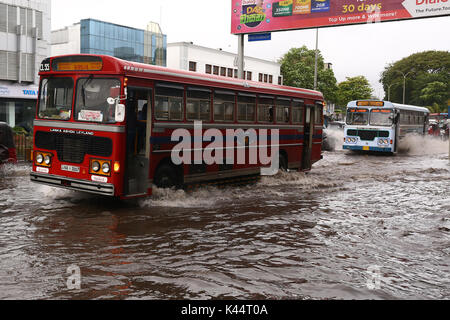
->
[343,145,393,152]
[30,172,115,197]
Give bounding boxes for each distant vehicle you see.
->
[0,122,17,164]
[343,101,430,154]
[428,122,440,137]
[327,121,346,130]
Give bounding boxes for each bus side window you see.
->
[237,94,256,122]
[258,96,275,123]
[214,91,235,122]
[292,100,304,124]
[276,98,291,123]
[155,84,184,121]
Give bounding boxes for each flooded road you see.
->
[0,134,449,300]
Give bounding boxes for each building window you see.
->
[278,76,283,86]
[189,61,197,72]
[234,69,238,78]
[213,66,219,75]
[205,64,212,74]
[220,67,226,77]
[269,75,273,84]
[7,5,17,34]
[259,73,263,82]
[264,74,268,83]
[227,68,233,78]
[0,4,6,33]
[247,71,252,81]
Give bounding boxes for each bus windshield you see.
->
[346,109,369,125]
[38,77,74,121]
[370,109,394,126]
[75,78,121,124]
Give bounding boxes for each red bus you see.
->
[30,55,324,199]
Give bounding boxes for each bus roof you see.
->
[347,100,430,114]
[40,54,324,101]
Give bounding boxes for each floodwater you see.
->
[0,133,449,300]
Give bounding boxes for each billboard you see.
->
[231,0,450,34]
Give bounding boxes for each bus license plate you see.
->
[61,165,80,173]
[363,146,370,151]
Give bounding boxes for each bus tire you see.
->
[154,164,180,189]
[279,153,288,172]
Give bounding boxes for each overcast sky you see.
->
[51,0,450,98]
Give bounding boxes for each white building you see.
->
[0,0,51,130]
[167,42,283,85]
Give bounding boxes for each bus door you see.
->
[302,104,315,171]
[124,87,152,196]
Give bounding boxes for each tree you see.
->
[335,76,373,108]
[380,50,450,112]
[279,46,338,103]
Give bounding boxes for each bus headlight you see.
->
[102,162,110,174]
[36,154,44,164]
[35,152,53,167]
[90,159,112,177]
[92,161,101,172]
[44,155,52,165]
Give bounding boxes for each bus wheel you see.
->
[279,154,288,172]
[154,165,179,189]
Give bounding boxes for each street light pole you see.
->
[398,71,412,104]
[387,83,395,101]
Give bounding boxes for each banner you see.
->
[231,0,450,34]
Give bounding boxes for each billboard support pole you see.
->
[314,28,319,91]
[238,34,245,79]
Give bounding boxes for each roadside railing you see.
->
[14,134,33,162]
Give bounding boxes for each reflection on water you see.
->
[0,139,449,300]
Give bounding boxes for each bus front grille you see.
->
[35,131,113,164]
[347,130,390,141]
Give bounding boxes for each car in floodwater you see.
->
[0,122,17,165]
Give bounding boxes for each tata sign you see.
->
[0,85,38,99]
[231,0,450,34]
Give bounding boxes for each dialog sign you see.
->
[231,0,450,34]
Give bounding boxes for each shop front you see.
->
[0,82,38,134]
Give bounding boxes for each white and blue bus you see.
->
[343,101,430,154]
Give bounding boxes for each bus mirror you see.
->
[115,104,125,122]
[107,97,116,105]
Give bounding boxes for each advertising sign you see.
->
[231,0,450,34]
[0,84,38,99]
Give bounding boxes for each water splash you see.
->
[398,135,449,155]
[324,128,345,151]
[140,186,223,208]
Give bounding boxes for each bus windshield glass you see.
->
[38,77,74,121]
[75,78,121,124]
[370,109,394,126]
[346,108,369,125]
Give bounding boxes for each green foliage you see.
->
[279,46,338,103]
[335,76,373,108]
[13,126,29,136]
[380,50,450,112]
